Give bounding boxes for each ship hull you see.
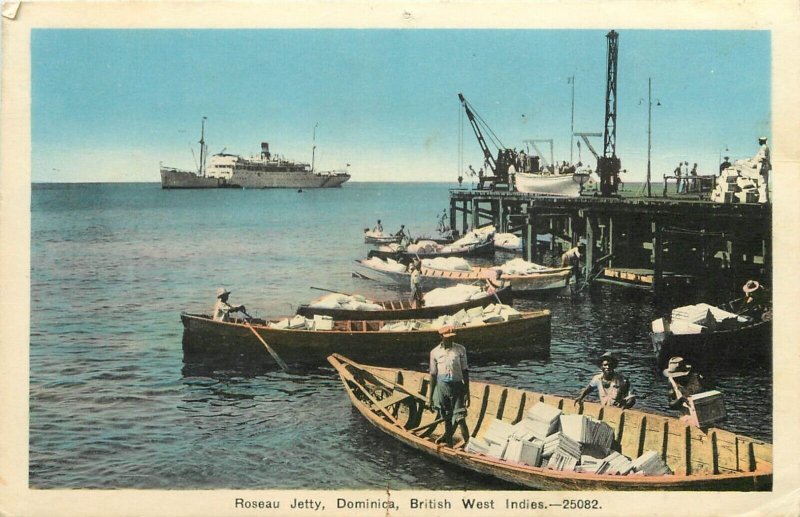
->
[160,167,350,189]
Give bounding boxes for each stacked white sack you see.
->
[423,257,472,271]
[308,293,382,311]
[495,258,549,276]
[363,257,408,273]
[494,233,522,250]
[423,284,485,307]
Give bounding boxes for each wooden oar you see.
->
[243,320,290,372]
[310,286,352,296]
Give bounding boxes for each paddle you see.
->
[310,286,352,297]
[240,312,290,372]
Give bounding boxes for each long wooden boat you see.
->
[650,302,771,370]
[296,286,513,321]
[367,239,494,262]
[328,354,772,491]
[353,259,571,294]
[181,309,550,367]
[363,230,401,245]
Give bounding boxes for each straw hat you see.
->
[758,136,768,143]
[663,356,691,378]
[216,287,231,298]
[597,352,618,368]
[743,280,760,294]
[438,325,457,338]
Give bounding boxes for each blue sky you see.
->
[32,29,770,183]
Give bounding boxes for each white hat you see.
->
[216,287,231,298]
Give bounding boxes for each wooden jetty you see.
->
[447,189,770,296]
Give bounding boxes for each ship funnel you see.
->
[261,142,271,159]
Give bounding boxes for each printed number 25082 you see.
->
[562,499,601,510]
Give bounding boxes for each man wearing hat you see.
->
[719,156,732,174]
[212,288,246,322]
[574,352,636,409]
[428,326,470,448]
[664,356,706,418]
[409,259,424,309]
[740,280,770,321]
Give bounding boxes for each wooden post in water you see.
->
[608,216,615,268]
[449,197,456,236]
[471,198,479,230]
[461,200,468,235]
[652,217,664,296]
[585,212,595,280]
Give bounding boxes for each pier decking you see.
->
[449,189,770,296]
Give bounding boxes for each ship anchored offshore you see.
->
[160,118,351,189]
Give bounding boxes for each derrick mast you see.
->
[597,30,621,197]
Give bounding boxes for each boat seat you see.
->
[377,391,414,409]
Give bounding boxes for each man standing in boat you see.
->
[373,219,383,234]
[212,288,246,322]
[561,243,585,284]
[428,326,470,449]
[395,224,409,245]
[574,352,636,409]
[409,259,424,309]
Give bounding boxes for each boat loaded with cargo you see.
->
[328,354,772,491]
[160,118,350,189]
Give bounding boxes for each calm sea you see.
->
[29,182,771,489]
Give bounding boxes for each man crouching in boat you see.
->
[574,352,636,409]
[212,288,246,322]
[428,326,470,449]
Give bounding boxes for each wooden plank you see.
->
[496,389,509,421]
[470,384,492,439]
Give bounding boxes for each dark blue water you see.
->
[29,182,771,489]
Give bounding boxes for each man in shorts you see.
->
[428,326,471,448]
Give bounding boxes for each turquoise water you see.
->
[29,182,771,488]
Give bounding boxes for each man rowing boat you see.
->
[212,288,247,322]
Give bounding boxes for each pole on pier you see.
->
[652,218,664,296]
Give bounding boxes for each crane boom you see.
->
[458,93,496,172]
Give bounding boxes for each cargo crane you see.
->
[458,93,517,190]
[597,30,621,197]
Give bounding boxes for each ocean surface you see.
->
[29,182,771,489]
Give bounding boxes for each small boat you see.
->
[650,300,771,370]
[296,285,513,321]
[353,258,571,294]
[181,309,550,367]
[363,229,401,245]
[366,239,494,262]
[514,170,591,197]
[328,354,772,491]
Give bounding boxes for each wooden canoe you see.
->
[328,354,772,491]
[650,311,771,370]
[366,239,495,262]
[296,286,513,321]
[353,259,571,294]
[181,309,550,367]
[364,231,402,245]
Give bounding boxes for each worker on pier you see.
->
[212,288,246,322]
[673,163,683,193]
[689,163,699,192]
[574,352,636,409]
[664,357,707,425]
[428,326,471,449]
[754,137,771,201]
[719,156,732,174]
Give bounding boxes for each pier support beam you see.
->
[652,218,664,296]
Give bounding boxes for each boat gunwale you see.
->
[328,354,772,490]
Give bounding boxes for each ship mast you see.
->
[311,122,318,172]
[198,116,207,177]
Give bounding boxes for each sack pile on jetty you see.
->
[465,403,673,476]
[710,164,767,204]
[308,293,383,311]
[379,303,521,332]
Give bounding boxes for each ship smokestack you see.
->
[261,142,271,159]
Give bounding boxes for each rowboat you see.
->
[296,285,513,321]
[363,229,401,245]
[366,239,494,262]
[328,354,772,490]
[353,259,571,294]
[181,309,550,367]
[650,300,772,370]
[514,171,591,197]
